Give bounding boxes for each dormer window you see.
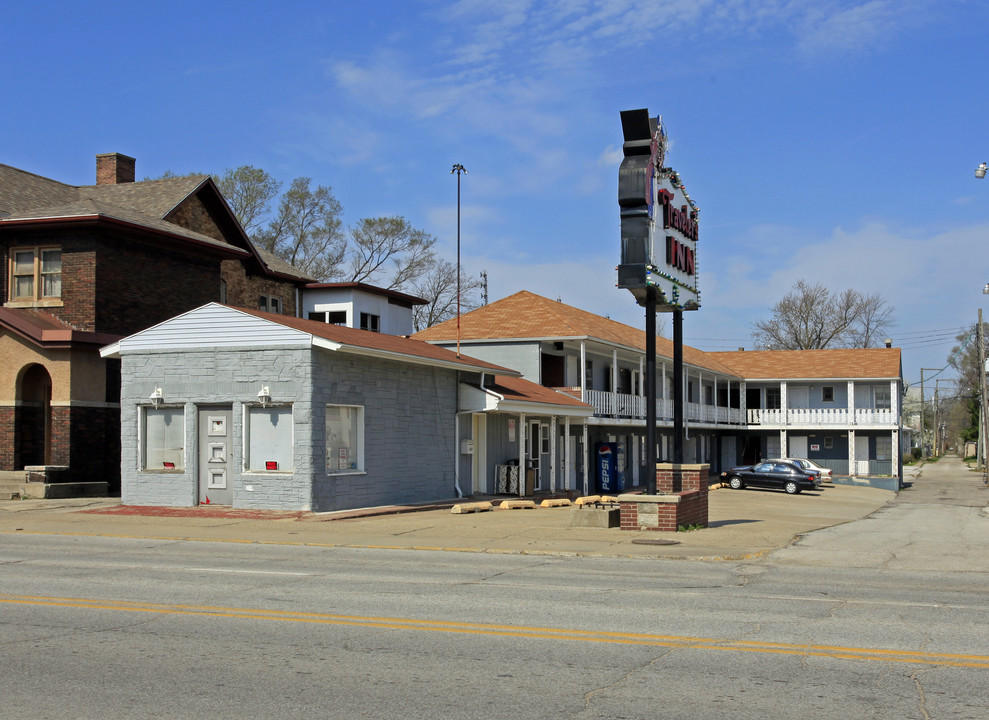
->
[8,246,61,304]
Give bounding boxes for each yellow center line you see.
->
[2,593,987,669]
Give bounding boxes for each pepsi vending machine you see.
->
[596,442,625,493]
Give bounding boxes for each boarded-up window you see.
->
[143,407,184,470]
[326,405,363,473]
[247,406,293,471]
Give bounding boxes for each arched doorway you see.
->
[17,364,52,467]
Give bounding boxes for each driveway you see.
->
[767,456,989,571]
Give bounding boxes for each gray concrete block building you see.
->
[101,303,591,511]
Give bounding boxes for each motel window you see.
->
[766,387,781,410]
[360,312,380,332]
[8,246,61,303]
[822,386,834,403]
[875,386,891,410]
[259,294,282,314]
[246,406,293,472]
[143,406,185,470]
[326,405,364,473]
[824,436,834,450]
[703,386,714,406]
[876,436,892,461]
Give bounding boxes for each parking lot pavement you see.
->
[0,483,895,560]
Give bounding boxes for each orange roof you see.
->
[414,291,739,376]
[478,375,593,410]
[707,348,902,380]
[234,306,517,375]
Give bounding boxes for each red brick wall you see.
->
[619,464,709,531]
[221,259,299,316]
[95,233,221,336]
[166,194,226,243]
[0,407,13,470]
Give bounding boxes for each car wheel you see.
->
[728,476,744,490]
[784,481,799,494]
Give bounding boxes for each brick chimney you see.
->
[96,153,136,185]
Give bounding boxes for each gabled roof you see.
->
[0,164,246,256]
[707,348,902,380]
[413,290,740,377]
[102,303,520,377]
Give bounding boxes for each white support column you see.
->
[740,381,747,422]
[890,379,899,420]
[549,416,558,493]
[780,381,788,425]
[780,428,787,458]
[582,420,589,496]
[518,413,526,496]
[564,416,571,492]
[848,380,855,424]
[891,427,899,473]
[580,342,587,401]
[612,349,618,395]
[638,356,644,396]
[848,428,856,477]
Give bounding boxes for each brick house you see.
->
[0,153,312,494]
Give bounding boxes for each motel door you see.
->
[198,406,233,505]
[855,435,870,476]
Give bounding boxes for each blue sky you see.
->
[4,0,988,393]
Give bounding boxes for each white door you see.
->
[855,435,870,475]
[788,386,809,408]
[789,435,808,459]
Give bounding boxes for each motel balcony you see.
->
[746,407,896,428]
[554,388,746,425]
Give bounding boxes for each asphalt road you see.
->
[1,458,987,719]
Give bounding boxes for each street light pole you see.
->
[451,164,467,357]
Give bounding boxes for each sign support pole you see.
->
[673,309,684,464]
[645,286,657,494]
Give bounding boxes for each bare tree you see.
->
[411,261,482,332]
[752,280,895,349]
[346,217,436,289]
[216,166,281,237]
[258,177,347,281]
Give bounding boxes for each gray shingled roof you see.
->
[0,165,237,253]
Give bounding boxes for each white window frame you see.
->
[259,294,282,314]
[8,245,62,305]
[141,405,185,471]
[245,404,294,473]
[326,404,365,474]
[360,312,380,332]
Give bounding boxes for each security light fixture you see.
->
[977,162,987,179]
[150,387,163,407]
[257,386,271,407]
[983,283,989,295]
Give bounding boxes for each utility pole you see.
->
[920,368,939,458]
[450,164,467,357]
[979,310,988,472]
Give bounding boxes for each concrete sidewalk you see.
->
[0,481,900,560]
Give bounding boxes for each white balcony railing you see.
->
[557,388,894,428]
[747,408,895,426]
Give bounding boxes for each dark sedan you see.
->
[720,461,821,494]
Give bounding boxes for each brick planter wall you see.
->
[618,463,709,531]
